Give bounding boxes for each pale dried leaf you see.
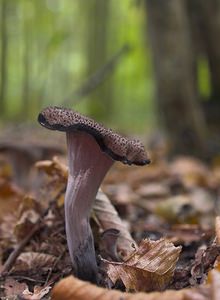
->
[22,285,51,300]
[209,270,220,300]
[136,183,170,199]
[104,238,181,292]
[14,209,40,240]
[35,156,68,179]
[93,189,137,258]
[215,216,220,245]
[4,277,28,298]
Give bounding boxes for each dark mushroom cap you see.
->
[38,106,150,166]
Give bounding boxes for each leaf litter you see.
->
[0,137,220,299]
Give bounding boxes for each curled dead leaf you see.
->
[103,238,181,292]
[94,189,137,258]
[51,275,207,300]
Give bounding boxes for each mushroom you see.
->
[38,106,150,283]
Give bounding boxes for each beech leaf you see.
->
[52,275,204,300]
[103,238,182,292]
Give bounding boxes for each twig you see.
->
[10,275,45,284]
[0,188,65,276]
[0,222,43,276]
[63,44,131,105]
[44,249,66,286]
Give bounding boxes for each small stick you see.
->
[44,249,66,286]
[0,188,65,276]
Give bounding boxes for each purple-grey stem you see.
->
[65,131,113,282]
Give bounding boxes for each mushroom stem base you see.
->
[73,233,97,283]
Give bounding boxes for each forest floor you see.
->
[0,128,220,299]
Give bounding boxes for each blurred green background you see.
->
[1,0,220,157]
[0,0,155,133]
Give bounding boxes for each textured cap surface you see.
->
[38,106,150,165]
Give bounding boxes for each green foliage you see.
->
[197,56,211,99]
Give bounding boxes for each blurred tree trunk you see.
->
[145,0,207,156]
[0,0,8,117]
[22,23,30,119]
[86,0,112,121]
[193,0,220,99]
[187,0,220,135]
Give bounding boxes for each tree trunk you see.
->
[145,0,207,156]
[85,0,112,121]
[191,0,220,99]
[186,0,220,139]
[22,22,30,119]
[0,0,8,117]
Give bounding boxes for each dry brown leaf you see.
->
[209,270,220,300]
[0,178,23,221]
[4,277,28,298]
[154,195,197,224]
[215,216,220,245]
[191,243,220,286]
[0,212,18,247]
[170,156,212,189]
[13,252,57,272]
[51,275,203,300]
[4,277,51,300]
[14,196,42,241]
[103,238,181,292]
[22,285,51,300]
[0,178,23,198]
[35,156,68,179]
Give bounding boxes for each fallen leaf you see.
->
[103,238,181,292]
[215,216,220,245]
[209,270,220,300]
[3,278,51,300]
[170,156,212,189]
[154,195,197,223]
[93,189,137,258]
[190,243,220,285]
[99,228,121,261]
[51,275,211,300]
[136,183,170,199]
[35,156,68,179]
[22,285,51,300]
[13,252,57,272]
[4,277,28,298]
